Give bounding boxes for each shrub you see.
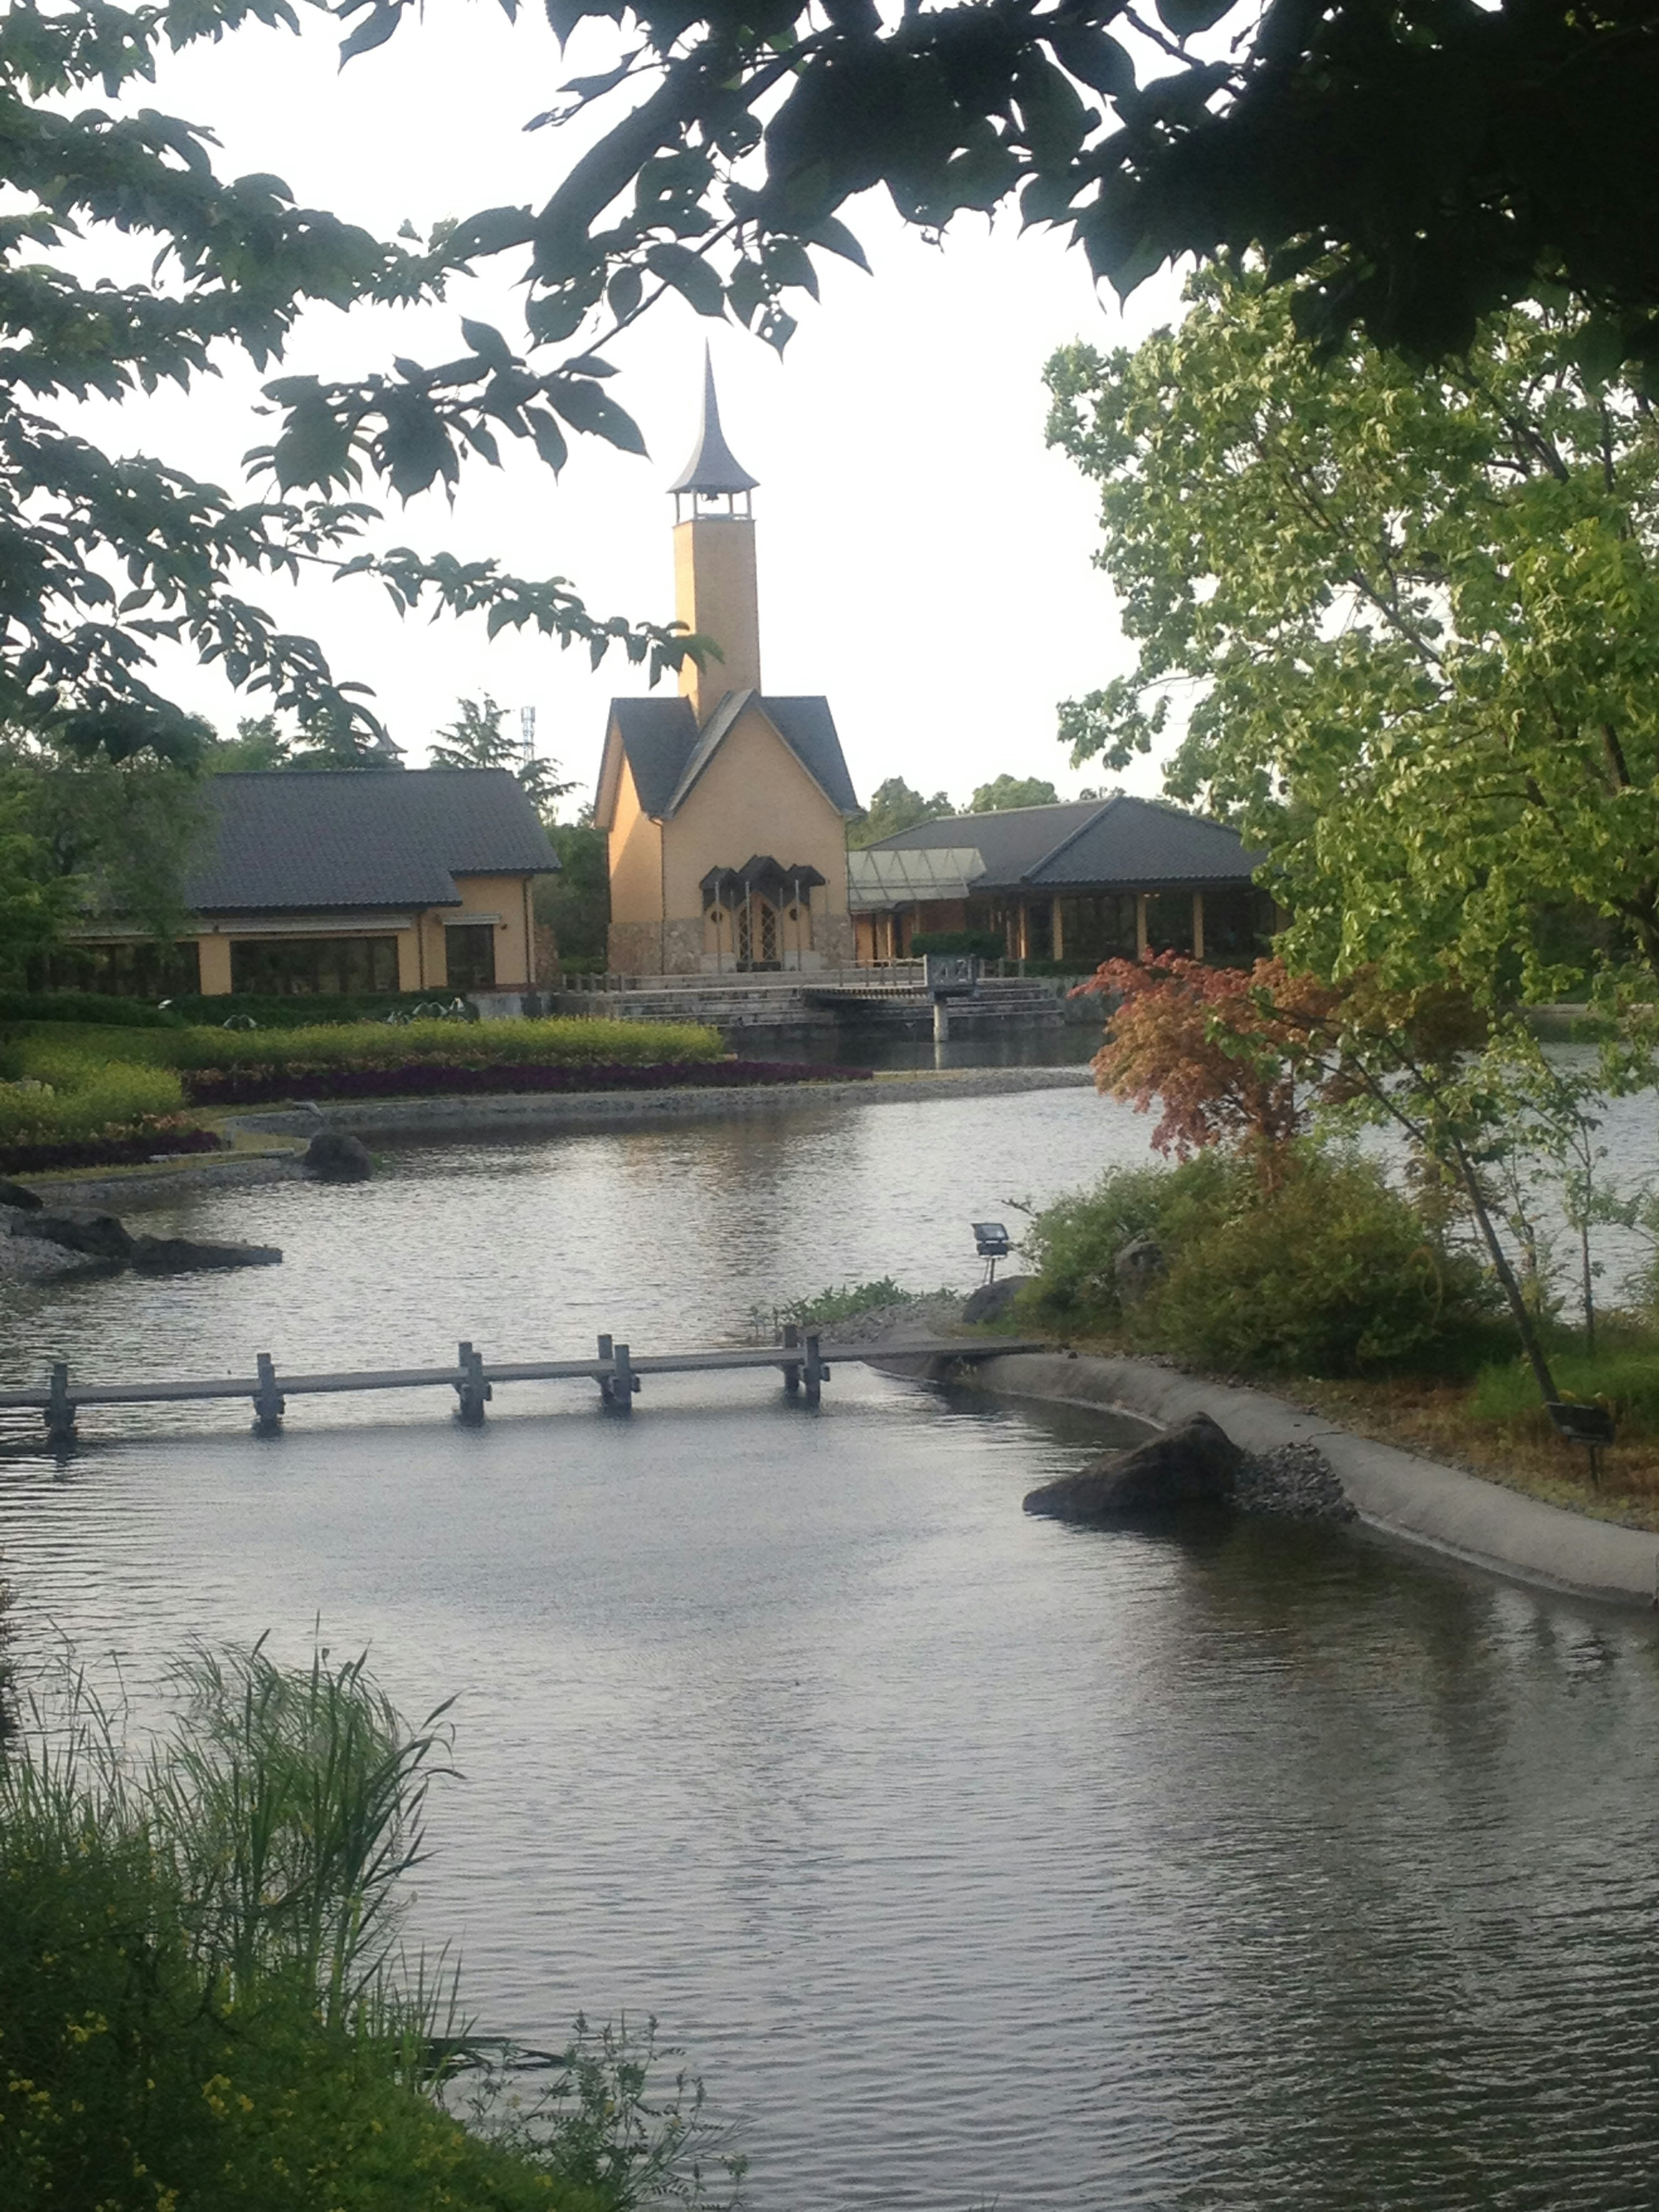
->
[1027,1150,1497,1376]
[163,990,484,1030]
[168,1015,724,1075]
[0,989,183,1027]
[909,930,1005,960]
[0,1056,186,1144]
[0,1645,741,2212]
[183,1059,871,1107]
[781,1278,922,1327]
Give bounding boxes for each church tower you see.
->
[593,356,859,977]
[668,353,762,718]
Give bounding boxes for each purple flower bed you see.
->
[0,1126,224,1176]
[184,1060,876,1108]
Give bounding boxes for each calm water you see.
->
[4,1086,1659,2207]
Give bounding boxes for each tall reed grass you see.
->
[0,1640,743,2211]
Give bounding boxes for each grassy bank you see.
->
[0,1640,742,2210]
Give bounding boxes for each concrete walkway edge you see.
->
[961,1349,1659,1611]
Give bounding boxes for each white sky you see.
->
[75,3,1194,813]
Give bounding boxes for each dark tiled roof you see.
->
[608,697,700,817]
[866,793,1262,889]
[864,799,1103,881]
[609,691,858,818]
[185,770,556,914]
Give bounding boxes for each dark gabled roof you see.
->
[607,691,858,819]
[607,697,700,817]
[185,769,556,914]
[865,793,1262,889]
[668,353,760,496]
[864,799,1103,882]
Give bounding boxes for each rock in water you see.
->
[13,1209,134,1262]
[130,1236,283,1274]
[0,1178,43,1211]
[1023,1411,1243,1524]
[962,1274,1034,1325]
[302,1131,372,1183]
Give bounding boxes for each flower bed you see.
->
[0,1126,223,1175]
[186,1059,874,1108]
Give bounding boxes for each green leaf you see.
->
[461,317,514,368]
[607,264,644,320]
[544,377,648,454]
[644,241,726,318]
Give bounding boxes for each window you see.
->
[44,938,201,998]
[445,924,497,991]
[230,936,400,995]
[1201,887,1273,965]
[1057,893,1138,964]
[1145,892,1195,956]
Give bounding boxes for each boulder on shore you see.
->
[1023,1411,1243,1525]
[130,1234,283,1275]
[302,1131,372,1183]
[0,1178,42,1212]
[961,1274,1034,1325]
[13,1209,134,1262]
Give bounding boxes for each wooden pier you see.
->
[0,1327,1043,1448]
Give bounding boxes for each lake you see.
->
[3,1078,1659,2208]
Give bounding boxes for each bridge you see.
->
[0,1328,1045,1449]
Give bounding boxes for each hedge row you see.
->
[0,1126,223,1175]
[0,989,181,1028]
[187,1059,875,1106]
[166,1014,722,1073]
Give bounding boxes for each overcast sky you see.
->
[81,3,1194,814]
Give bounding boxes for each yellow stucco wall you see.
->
[605,750,666,928]
[660,702,849,922]
[674,516,760,720]
[447,874,534,988]
[197,935,232,994]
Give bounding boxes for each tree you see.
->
[971,775,1061,813]
[847,776,953,848]
[427,696,578,814]
[322,0,1659,469]
[1080,953,1592,1401]
[536,819,610,971]
[0,2,693,775]
[1046,266,1659,1006]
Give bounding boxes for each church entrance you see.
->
[736,897,779,969]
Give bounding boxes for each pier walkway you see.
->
[0,1330,1044,1448]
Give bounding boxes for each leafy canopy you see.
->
[847,775,953,847]
[970,774,1060,812]
[1047,267,1659,1004]
[335,0,1659,396]
[428,694,578,815]
[0,0,695,771]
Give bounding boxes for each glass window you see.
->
[1201,887,1271,965]
[44,938,201,998]
[1145,892,1195,955]
[230,936,400,995]
[1057,893,1138,964]
[444,924,497,992]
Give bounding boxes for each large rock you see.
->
[0,1178,42,1211]
[130,1235,283,1274]
[13,1209,134,1262]
[1113,1236,1166,1304]
[1023,1412,1243,1525]
[302,1131,372,1183]
[962,1274,1034,1325]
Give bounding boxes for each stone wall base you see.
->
[607,918,705,976]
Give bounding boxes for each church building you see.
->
[594,362,860,974]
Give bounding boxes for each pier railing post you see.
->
[611,1341,638,1413]
[782,1321,801,1397]
[45,1360,76,1450]
[454,1340,491,1426]
[803,1332,830,1408]
[252,1351,286,1437]
[597,1333,615,1406]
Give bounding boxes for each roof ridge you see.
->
[1017,793,1118,882]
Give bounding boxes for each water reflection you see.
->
[1,1365,1657,2209]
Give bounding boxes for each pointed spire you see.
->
[669,348,760,497]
